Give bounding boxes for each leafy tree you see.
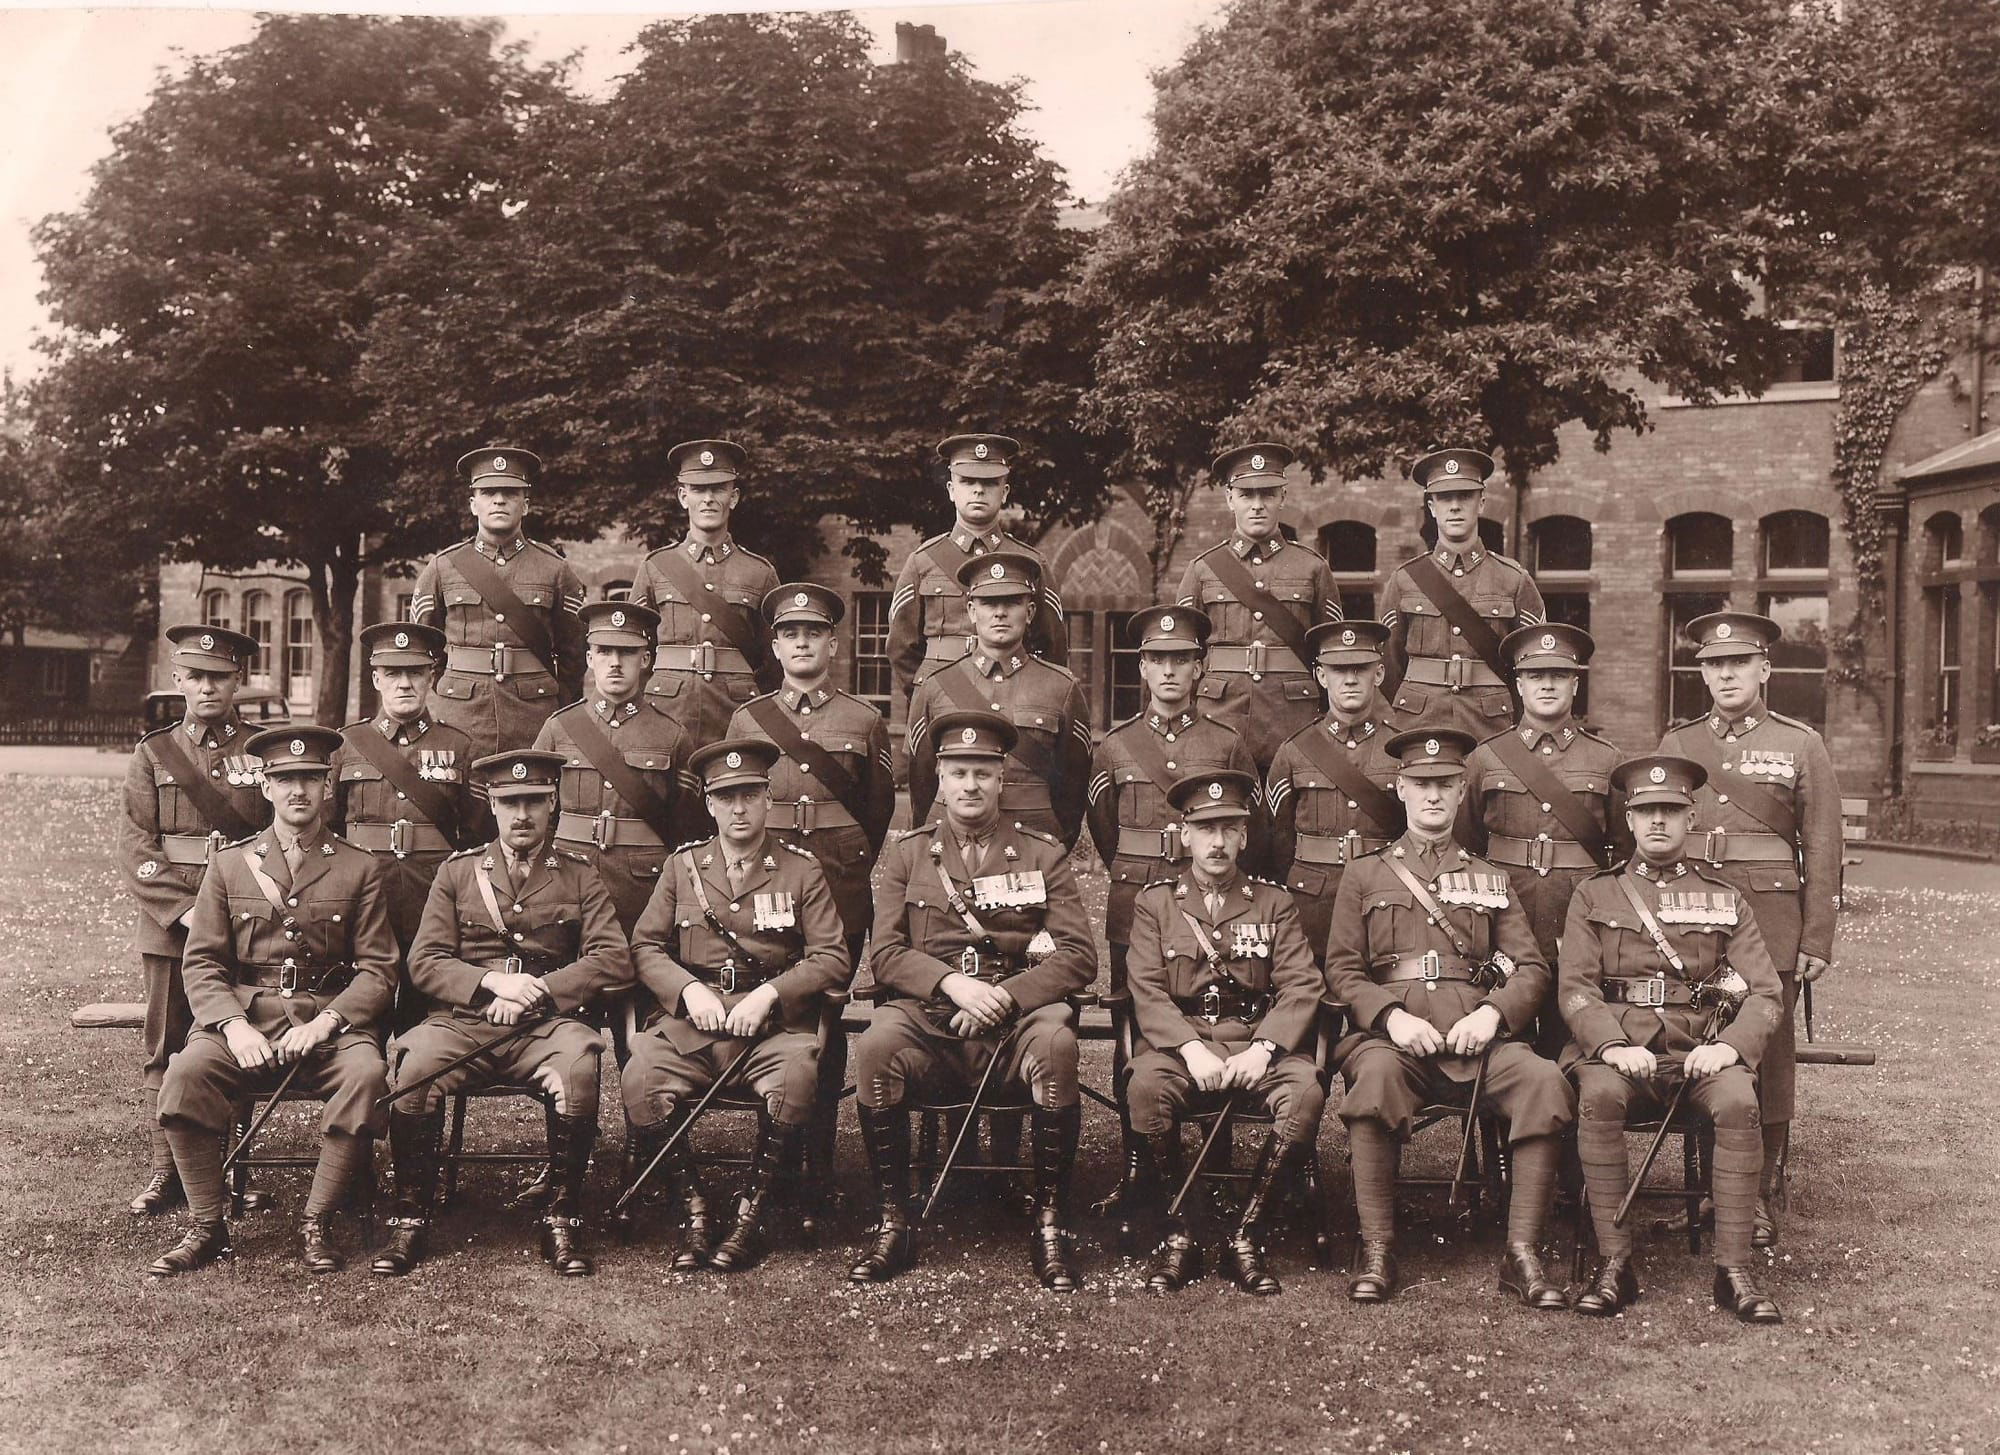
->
[30,15,569,723]
[360,10,1103,582]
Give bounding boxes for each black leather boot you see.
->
[1348,1240,1398,1303]
[1220,1133,1301,1297]
[147,1219,231,1277]
[1499,1242,1568,1310]
[710,1121,805,1273]
[1572,1255,1641,1316]
[539,1113,598,1277]
[641,1112,718,1273]
[1141,1131,1200,1292]
[371,1108,443,1277]
[849,1106,915,1283]
[1714,1265,1783,1324]
[129,1168,185,1217]
[300,1214,342,1274]
[1028,1106,1082,1292]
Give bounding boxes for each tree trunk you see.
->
[306,536,363,728]
[1145,471,1197,598]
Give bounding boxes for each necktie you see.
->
[725,858,750,893]
[1204,890,1223,921]
[961,838,986,879]
[282,838,305,876]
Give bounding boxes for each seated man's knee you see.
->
[1574,1066,1635,1122]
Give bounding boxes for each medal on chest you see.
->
[418,749,459,783]
[222,755,262,788]
[1655,889,1739,927]
[1228,922,1275,959]
[752,891,796,931]
[1435,871,1509,911]
[1734,748,1796,782]
[970,869,1046,911]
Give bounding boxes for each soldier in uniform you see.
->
[147,727,397,1276]
[907,552,1091,848]
[1459,623,1625,1054]
[372,749,632,1278]
[1124,770,1326,1296]
[120,624,270,1217]
[1559,754,1787,1324]
[623,738,853,1273]
[1267,620,1406,966]
[1323,728,1575,1308]
[1175,443,1341,772]
[533,600,703,935]
[330,622,479,980]
[632,439,782,751]
[409,447,588,759]
[1657,611,1841,1248]
[1381,448,1545,740]
[851,710,1098,1290]
[888,432,1067,706]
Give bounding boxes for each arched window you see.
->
[1530,516,1593,713]
[1414,513,1507,557]
[241,591,274,688]
[1317,521,1377,620]
[1761,510,1830,575]
[1664,514,1735,725]
[284,590,314,710]
[1757,511,1830,729]
[200,589,232,632]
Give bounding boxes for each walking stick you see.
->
[374,1010,548,1110]
[919,1022,1023,1224]
[221,1049,314,1174]
[1165,1088,1244,1221]
[611,1037,760,1216]
[1446,1043,1494,1209]
[1614,998,1734,1227]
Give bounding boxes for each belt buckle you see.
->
[1339,830,1361,865]
[719,961,739,994]
[388,818,411,858]
[693,640,715,675]
[278,957,298,998]
[1245,640,1266,676]
[1638,975,1667,1008]
[592,810,612,850]
[1703,827,1727,865]
[504,954,523,976]
[1200,983,1224,1024]
[797,797,815,834]
[490,642,508,681]
[1528,835,1552,875]
[1446,655,1470,691]
[959,945,981,979]
[1162,822,1183,863]
[205,830,225,865]
[1420,950,1443,985]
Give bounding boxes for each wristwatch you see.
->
[321,1007,348,1033]
[1251,1038,1278,1057]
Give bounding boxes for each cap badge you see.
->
[1444,458,1461,475]
[795,592,811,607]
[610,610,626,628]
[1541,633,1557,651]
[1340,629,1356,646]
[725,751,742,770]
[960,727,978,745]
[989,562,1006,579]
[199,634,215,651]
[973,442,989,460]
[511,762,528,780]
[394,631,410,649]
[1425,738,1440,755]
[1249,453,1265,471]
[1207,781,1224,800]
[289,738,304,755]
[699,449,715,467]
[1650,765,1667,783]
[493,455,507,471]
[1160,614,1175,632]
[1715,622,1732,639]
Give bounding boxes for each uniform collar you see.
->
[1229,533,1285,563]
[951,523,1006,553]
[272,822,326,857]
[496,835,554,877]
[182,713,242,749]
[683,533,736,564]
[1518,717,1577,753]
[593,697,642,721]
[377,713,431,745]
[973,650,1026,679]
[1709,698,1766,737]
[781,684,833,712]
[1146,708,1196,738]
[1325,711,1381,747]
[474,534,527,563]
[1434,542,1484,572]
[1175,869,1252,907]
[1632,856,1690,882]
[1393,830,1466,868]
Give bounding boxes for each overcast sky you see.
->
[0,0,1225,382]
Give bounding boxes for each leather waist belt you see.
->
[234,960,355,996]
[690,961,778,994]
[654,642,752,675]
[1374,951,1479,986]
[1487,834,1601,873]
[1175,982,1271,1025]
[768,798,861,834]
[1000,782,1054,811]
[161,831,225,867]
[478,952,560,976]
[1294,831,1389,866]
[1402,655,1507,690]
[556,811,666,850]
[1696,829,1795,866]
[446,643,545,679]
[345,820,452,856]
[1603,975,1695,1008]
[924,634,977,662]
[1206,643,1308,676]
[1116,824,1186,862]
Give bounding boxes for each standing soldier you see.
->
[907,552,1091,848]
[1266,620,1407,966]
[1656,611,1840,1248]
[1323,728,1575,1308]
[120,624,269,1217]
[147,728,397,1276]
[623,739,854,1273]
[409,447,587,759]
[373,750,632,1278]
[1175,443,1341,772]
[1459,623,1625,1053]
[533,600,703,936]
[1123,770,1327,1297]
[330,622,479,981]
[888,432,1067,707]
[851,711,1098,1291]
[1381,448,1545,740]
[632,439,781,752]
[1560,754,1787,1324]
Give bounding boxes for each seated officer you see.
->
[375,750,632,1279]
[1560,755,1787,1324]
[852,710,1098,1291]
[1323,728,1574,1308]
[1124,770,1326,1297]
[148,727,398,1276]
[623,738,852,1273]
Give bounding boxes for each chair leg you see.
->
[1300,1143,1335,1267]
[229,1102,252,1217]
[1683,1125,1703,1255]
[441,1093,470,1211]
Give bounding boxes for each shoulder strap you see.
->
[1201,547,1312,668]
[341,727,462,844]
[1381,852,1472,957]
[1401,553,1509,678]
[1675,730,1799,840]
[742,695,868,822]
[1291,728,1402,828]
[150,731,261,841]
[649,547,765,666]
[1486,731,1613,868]
[1614,872,1686,974]
[446,544,557,674]
[563,707,680,845]
[244,850,289,917]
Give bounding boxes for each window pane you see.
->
[1762,512,1829,573]
[284,592,314,699]
[1478,518,1505,555]
[601,578,634,602]
[1760,591,1827,730]
[1531,516,1592,574]
[1771,326,1836,384]
[1319,521,1376,574]
[1338,588,1375,622]
[852,592,892,716]
[1669,514,1733,574]
[201,591,232,631]
[1666,591,1729,726]
[394,592,414,623]
[1107,611,1144,723]
[242,592,274,687]
[1929,513,1964,566]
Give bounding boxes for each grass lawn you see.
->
[2,773,1993,1454]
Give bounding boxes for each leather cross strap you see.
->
[1178,910,1232,974]
[1291,728,1401,829]
[562,706,681,848]
[927,846,999,948]
[742,695,869,827]
[1382,852,1473,957]
[1676,731,1799,842]
[1402,553,1509,679]
[1614,872,1686,975]
[927,668,1058,781]
[474,862,512,938]
[922,535,973,597]
[244,849,292,919]
[647,547,767,672]
[1200,546,1313,669]
[341,726,462,846]
[446,544,558,676]
[677,849,775,975]
[1113,721,1180,798]
[1487,731,1612,869]
[151,730,262,842]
